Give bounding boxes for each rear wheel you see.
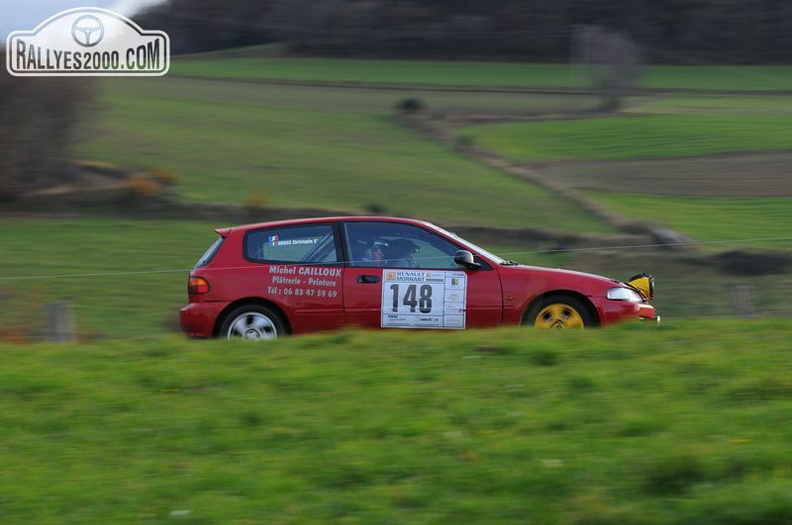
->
[525,295,596,330]
[220,305,285,341]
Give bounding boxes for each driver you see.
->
[360,238,388,266]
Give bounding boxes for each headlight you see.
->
[607,287,643,302]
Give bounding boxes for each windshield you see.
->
[426,222,507,265]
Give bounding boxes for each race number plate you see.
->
[381,270,467,329]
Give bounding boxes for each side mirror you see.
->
[454,250,481,270]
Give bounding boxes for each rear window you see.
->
[194,237,224,269]
[245,224,339,264]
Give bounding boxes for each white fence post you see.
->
[47,301,76,343]
[731,285,758,319]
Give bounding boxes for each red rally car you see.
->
[180,216,658,340]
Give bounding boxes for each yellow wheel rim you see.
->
[534,303,585,330]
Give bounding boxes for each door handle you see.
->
[356,275,381,284]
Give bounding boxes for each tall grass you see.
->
[2,321,791,524]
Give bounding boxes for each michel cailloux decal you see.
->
[6,7,170,76]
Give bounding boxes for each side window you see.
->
[345,222,461,269]
[245,224,339,264]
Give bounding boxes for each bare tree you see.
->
[0,50,94,202]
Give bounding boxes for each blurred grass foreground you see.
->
[2,320,792,524]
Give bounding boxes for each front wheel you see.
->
[220,305,286,341]
[524,295,596,330]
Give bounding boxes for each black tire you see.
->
[524,294,596,330]
[219,304,286,341]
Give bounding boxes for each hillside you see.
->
[0,56,786,340]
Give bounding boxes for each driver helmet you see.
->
[366,238,388,259]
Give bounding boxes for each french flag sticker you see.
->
[268,235,279,246]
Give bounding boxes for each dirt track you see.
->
[534,152,792,197]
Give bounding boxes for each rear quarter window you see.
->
[194,237,224,269]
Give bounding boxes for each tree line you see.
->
[135,0,792,63]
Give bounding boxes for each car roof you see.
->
[215,216,434,237]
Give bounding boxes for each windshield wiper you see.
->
[500,260,519,266]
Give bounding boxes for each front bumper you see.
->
[598,300,659,327]
[636,303,659,322]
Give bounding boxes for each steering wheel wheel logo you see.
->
[71,15,104,47]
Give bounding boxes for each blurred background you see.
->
[1,0,790,341]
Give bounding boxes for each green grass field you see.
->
[0,218,215,339]
[459,110,792,245]
[77,59,792,242]
[629,94,792,115]
[172,58,583,88]
[172,57,792,91]
[78,77,610,231]
[2,321,792,524]
[585,194,792,249]
[460,115,792,161]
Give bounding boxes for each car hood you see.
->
[502,264,623,291]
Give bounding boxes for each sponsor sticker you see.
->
[267,237,319,247]
[381,270,467,329]
[265,265,341,300]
